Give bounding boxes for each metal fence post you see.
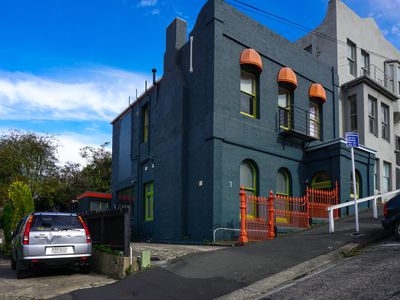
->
[328,208,334,233]
[373,196,378,219]
[239,186,248,244]
[306,188,310,227]
[268,191,275,240]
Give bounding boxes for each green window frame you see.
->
[142,104,149,144]
[276,169,290,196]
[144,182,154,221]
[350,171,361,199]
[240,71,257,118]
[309,101,321,139]
[240,161,258,218]
[311,172,332,190]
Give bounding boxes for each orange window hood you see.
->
[277,67,298,88]
[309,83,327,103]
[240,49,263,72]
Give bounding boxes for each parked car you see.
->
[11,212,92,279]
[382,195,400,240]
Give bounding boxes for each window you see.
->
[144,182,154,221]
[348,95,357,131]
[240,161,257,196]
[278,88,291,129]
[240,71,257,118]
[117,187,134,210]
[383,161,391,193]
[396,168,400,190]
[311,172,332,190]
[142,104,149,143]
[304,45,312,54]
[398,66,400,95]
[396,136,400,166]
[309,101,320,139]
[374,159,380,191]
[240,161,258,218]
[276,169,290,196]
[381,103,390,142]
[368,95,377,136]
[350,171,361,199]
[347,39,357,76]
[89,201,108,212]
[388,64,395,93]
[361,50,370,75]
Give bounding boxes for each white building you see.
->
[297,0,400,195]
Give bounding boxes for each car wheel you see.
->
[16,259,27,279]
[395,220,400,241]
[79,265,90,274]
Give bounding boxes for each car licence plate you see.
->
[46,246,74,255]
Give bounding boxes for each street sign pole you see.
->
[350,147,359,233]
[346,132,360,234]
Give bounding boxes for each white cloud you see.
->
[0,67,152,122]
[367,0,400,22]
[137,0,158,8]
[151,8,160,15]
[56,131,111,166]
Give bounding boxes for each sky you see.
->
[0,0,399,166]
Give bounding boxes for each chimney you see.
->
[164,18,187,74]
[152,68,157,84]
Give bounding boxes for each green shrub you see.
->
[3,180,35,247]
[3,202,12,245]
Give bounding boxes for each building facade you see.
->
[111,0,375,242]
[297,0,400,194]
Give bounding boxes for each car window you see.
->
[31,215,83,231]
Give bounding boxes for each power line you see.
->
[226,0,395,61]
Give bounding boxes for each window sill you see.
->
[240,112,257,119]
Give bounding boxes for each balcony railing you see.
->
[360,64,394,93]
[278,105,320,141]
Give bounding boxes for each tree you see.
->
[80,143,112,193]
[3,180,35,245]
[0,130,59,207]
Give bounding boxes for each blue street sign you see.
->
[345,132,359,148]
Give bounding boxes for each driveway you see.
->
[0,255,115,300]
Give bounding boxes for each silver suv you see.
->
[11,212,92,279]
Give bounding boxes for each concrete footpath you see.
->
[55,208,390,300]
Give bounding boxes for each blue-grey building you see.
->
[111,0,375,242]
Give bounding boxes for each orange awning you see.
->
[277,67,297,88]
[240,49,263,72]
[309,83,326,103]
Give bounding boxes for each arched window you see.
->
[276,169,290,196]
[311,172,332,190]
[240,161,257,196]
[350,171,361,199]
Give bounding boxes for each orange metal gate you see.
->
[274,194,309,228]
[308,182,339,219]
[238,183,339,244]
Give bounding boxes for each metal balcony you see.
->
[278,105,320,141]
[361,64,394,93]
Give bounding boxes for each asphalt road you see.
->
[0,254,115,300]
[259,236,400,300]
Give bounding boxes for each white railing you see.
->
[327,189,400,233]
